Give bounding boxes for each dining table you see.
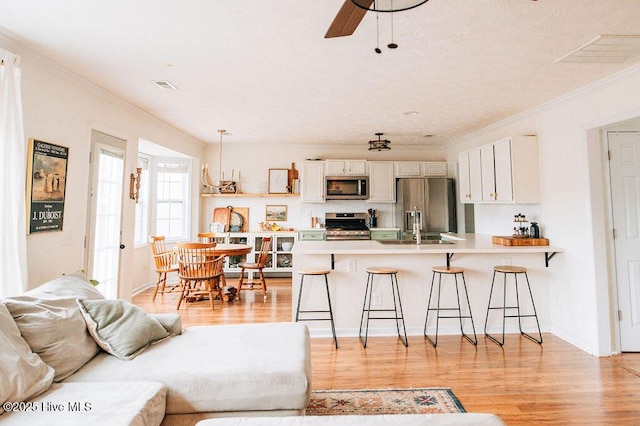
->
[207,243,252,301]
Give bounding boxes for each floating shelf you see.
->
[200,193,300,198]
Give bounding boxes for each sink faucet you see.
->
[412,206,421,245]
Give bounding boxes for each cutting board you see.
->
[213,207,231,231]
[492,236,549,246]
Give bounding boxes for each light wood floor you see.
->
[133,278,640,425]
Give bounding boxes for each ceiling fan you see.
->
[325,0,429,39]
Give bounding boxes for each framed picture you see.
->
[268,168,289,194]
[265,205,288,221]
[26,138,69,234]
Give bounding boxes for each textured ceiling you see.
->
[1,0,640,148]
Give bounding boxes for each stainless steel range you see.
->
[325,213,370,240]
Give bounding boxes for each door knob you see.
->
[119,244,125,249]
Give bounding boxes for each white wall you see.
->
[1,34,206,299]
[446,63,640,356]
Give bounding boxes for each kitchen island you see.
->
[291,234,562,341]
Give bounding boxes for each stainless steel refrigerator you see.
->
[396,178,457,240]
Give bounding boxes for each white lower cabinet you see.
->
[223,232,297,278]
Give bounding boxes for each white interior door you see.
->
[608,130,640,351]
[86,131,126,299]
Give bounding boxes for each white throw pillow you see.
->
[77,299,170,360]
[3,273,104,381]
[0,303,54,414]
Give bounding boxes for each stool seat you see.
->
[432,266,465,274]
[298,269,331,276]
[494,265,527,273]
[365,267,398,274]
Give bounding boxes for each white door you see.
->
[86,131,126,299]
[608,130,640,351]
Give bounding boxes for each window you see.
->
[156,159,190,240]
[133,156,150,246]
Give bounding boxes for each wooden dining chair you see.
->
[197,232,218,243]
[149,235,180,301]
[175,242,224,310]
[237,236,271,300]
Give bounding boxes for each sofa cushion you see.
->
[77,299,170,360]
[0,303,55,414]
[65,322,312,415]
[0,382,166,426]
[3,273,104,381]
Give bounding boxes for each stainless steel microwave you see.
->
[325,176,369,200]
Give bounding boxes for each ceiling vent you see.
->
[153,80,178,90]
[555,35,640,63]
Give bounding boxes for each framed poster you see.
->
[26,139,69,234]
[268,168,289,194]
[265,204,288,221]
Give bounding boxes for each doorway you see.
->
[606,129,640,352]
[86,130,126,299]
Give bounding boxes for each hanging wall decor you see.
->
[26,138,69,234]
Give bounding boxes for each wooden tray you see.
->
[492,236,549,246]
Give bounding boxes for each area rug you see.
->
[306,388,465,416]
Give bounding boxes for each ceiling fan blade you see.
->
[325,0,373,38]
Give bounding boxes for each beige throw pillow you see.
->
[77,299,170,360]
[3,273,104,381]
[0,303,55,414]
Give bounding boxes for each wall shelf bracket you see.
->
[545,251,558,267]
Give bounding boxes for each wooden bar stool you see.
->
[359,267,408,348]
[295,269,338,349]
[484,265,543,346]
[424,266,477,347]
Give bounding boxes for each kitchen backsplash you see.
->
[299,201,395,229]
[473,204,542,236]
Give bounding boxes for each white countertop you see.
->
[291,233,562,255]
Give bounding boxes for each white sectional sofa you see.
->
[0,274,312,425]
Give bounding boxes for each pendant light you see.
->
[369,133,391,151]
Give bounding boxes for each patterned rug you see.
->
[306,388,465,416]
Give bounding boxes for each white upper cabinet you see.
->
[394,162,422,177]
[459,136,539,204]
[368,161,396,203]
[458,148,483,203]
[326,159,367,176]
[395,161,447,177]
[422,162,448,176]
[301,161,325,202]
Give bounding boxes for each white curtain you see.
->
[0,48,28,296]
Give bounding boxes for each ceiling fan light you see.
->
[351,0,429,13]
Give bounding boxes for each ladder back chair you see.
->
[238,236,271,300]
[175,242,223,310]
[149,235,180,301]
